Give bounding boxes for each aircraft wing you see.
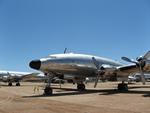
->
[16,72,40,79]
[91,63,139,78]
[116,64,139,76]
[1,71,40,80]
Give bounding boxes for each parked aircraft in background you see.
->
[29,50,150,95]
[0,70,39,86]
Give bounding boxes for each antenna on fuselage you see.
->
[64,48,67,54]
[63,48,73,54]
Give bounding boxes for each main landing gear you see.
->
[44,86,53,95]
[77,83,85,91]
[8,82,21,86]
[75,77,86,91]
[16,82,20,86]
[117,81,128,91]
[8,82,12,86]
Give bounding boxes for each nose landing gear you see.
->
[43,73,54,95]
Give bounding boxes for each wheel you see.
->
[118,83,128,91]
[16,82,20,86]
[44,87,53,95]
[8,82,12,86]
[77,84,85,91]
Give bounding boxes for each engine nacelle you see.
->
[101,64,116,72]
[98,65,117,76]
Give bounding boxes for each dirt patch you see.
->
[0,82,150,113]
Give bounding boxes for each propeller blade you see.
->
[7,72,11,77]
[143,51,150,60]
[92,57,101,88]
[139,66,146,85]
[92,57,100,69]
[121,57,137,64]
[141,73,146,85]
[94,74,100,88]
[138,51,150,84]
[92,57,106,88]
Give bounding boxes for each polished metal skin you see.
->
[29,52,150,94]
[30,53,123,77]
[30,52,150,79]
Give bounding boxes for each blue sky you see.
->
[0,0,150,72]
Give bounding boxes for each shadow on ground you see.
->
[22,86,150,98]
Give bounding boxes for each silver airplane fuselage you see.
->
[30,53,123,77]
[29,51,150,94]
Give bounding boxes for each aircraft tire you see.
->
[44,87,53,95]
[77,84,85,91]
[16,82,20,86]
[117,83,128,91]
[8,82,12,86]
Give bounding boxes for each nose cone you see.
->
[29,60,41,70]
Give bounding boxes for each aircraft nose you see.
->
[29,60,41,70]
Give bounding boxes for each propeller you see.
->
[92,57,105,88]
[121,51,150,85]
[7,72,11,78]
[121,57,138,64]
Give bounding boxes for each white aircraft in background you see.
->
[0,70,39,86]
[29,50,150,95]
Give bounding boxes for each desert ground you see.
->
[0,81,150,113]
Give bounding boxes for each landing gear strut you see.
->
[44,86,53,95]
[8,79,12,86]
[44,73,54,95]
[16,82,20,86]
[75,77,86,91]
[77,84,85,91]
[117,81,128,91]
[8,82,12,86]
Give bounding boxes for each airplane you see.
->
[0,70,39,86]
[29,51,150,95]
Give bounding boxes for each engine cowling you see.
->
[101,64,116,72]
